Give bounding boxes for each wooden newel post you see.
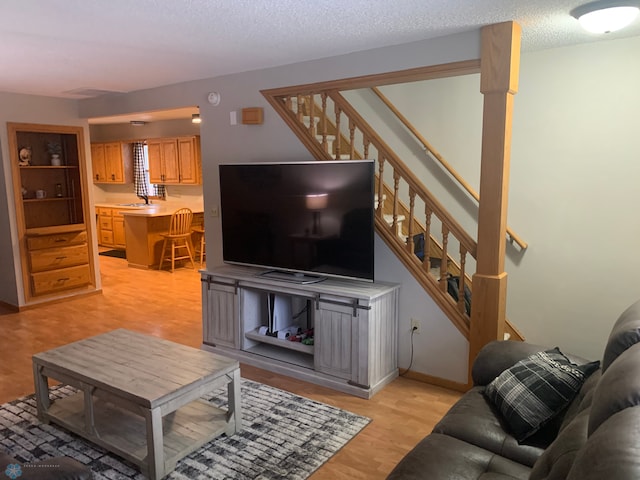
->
[469,21,521,382]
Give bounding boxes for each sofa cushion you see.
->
[433,387,544,467]
[601,299,640,373]
[529,408,589,480]
[567,407,640,480]
[589,341,640,435]
[484,348,599,442]
[557,368,599,434]
[386,433,531,480]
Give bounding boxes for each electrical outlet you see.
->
[411,318,420,334]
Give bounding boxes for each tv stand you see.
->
[258,269,326,285]
[200,265,400,398]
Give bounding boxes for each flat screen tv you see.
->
[219,160,374,283]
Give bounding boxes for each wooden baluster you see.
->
[308,94,316,136]
[424,205,432,273]
[334,104,341,160]
[392,171,400,236]
[285,96,292,112]
[363,136,370,160]
[321,93,328,151]
[376,157,385,219]
[297,95,304,122]
[440,225,449,292]
[458,246,468,315]
[349,119,356,160]
[407,188,415,254]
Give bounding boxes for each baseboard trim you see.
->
[400,369,470,393]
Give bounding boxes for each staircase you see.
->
[262,89,524,344]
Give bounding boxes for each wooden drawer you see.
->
[99,216,113,230]
[29,244,89,273]
[97,207,113,216]
[28,231,87,250]
[31,264,91,296]
[100,230,114,245]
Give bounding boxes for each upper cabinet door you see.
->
[91,143,107,183]
[147,140,164,184]
[161,139,180,184]
[177,136,201,184]
[104,142,124,183]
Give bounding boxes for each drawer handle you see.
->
[55,256,67,260]
[54,238,67,243]
[57,277,70,282]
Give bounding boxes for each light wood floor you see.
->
[0,254,461,479]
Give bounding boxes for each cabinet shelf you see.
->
[20,165,78,170]
[23,197,76,203]
[245,328,314,355]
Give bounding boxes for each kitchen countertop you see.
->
[95,202,204,217]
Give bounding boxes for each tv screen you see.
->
[219,160,374,282]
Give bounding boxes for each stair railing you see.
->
[266,88,524,341]
[280,91,477,336]
[371,87,527,250]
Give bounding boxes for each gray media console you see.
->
[200,265,400,398]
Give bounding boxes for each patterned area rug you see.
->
[0,380,370,479]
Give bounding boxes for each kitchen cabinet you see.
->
[8,122,97,304]
[96,207,128,249]
[91,142,133,184]
[148,136,201,185]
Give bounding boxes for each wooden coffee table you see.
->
[32,329,242,480]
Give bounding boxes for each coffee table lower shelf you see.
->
[46,391,229,474]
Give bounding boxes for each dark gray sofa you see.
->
[388,299,640,480]
[0,452,92,479]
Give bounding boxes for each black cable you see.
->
[399,327,417,376]
[292,304,308,320]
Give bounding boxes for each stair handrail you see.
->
[370,87,528,251]
[327,90,477,258]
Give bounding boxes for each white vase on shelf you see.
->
[50,154,62,166]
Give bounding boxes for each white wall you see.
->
[345,35,640,363]
[508,36,640,359]
[0,92,101,307]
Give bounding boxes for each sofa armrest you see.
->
[471,341,551,386]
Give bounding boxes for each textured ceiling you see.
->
[1,0,639,100]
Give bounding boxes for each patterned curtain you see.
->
[133,142,166,198]
[133,142,148,197]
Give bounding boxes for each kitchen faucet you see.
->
[139,195,149,205]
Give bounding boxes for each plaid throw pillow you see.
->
[484,348,599,442]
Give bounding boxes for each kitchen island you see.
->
[96,203,203,269]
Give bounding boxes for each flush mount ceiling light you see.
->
[571,0,640,33]
[192,113,201,124]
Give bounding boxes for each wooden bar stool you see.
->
[192,225,206,266]
[158,208,195,272]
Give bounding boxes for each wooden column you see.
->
[469,22,521,381]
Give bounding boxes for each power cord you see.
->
[399,326,418,376]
